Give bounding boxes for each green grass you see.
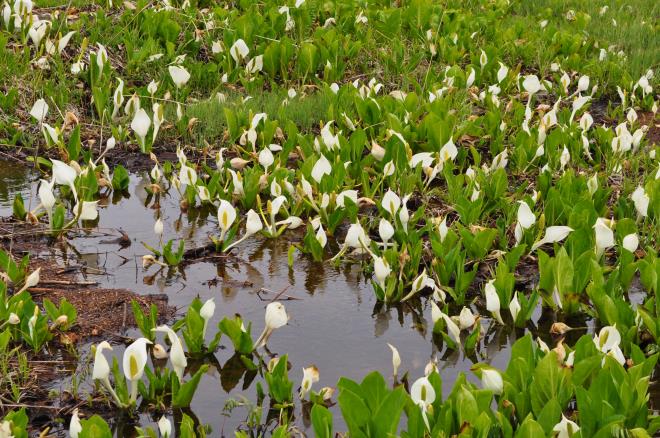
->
[1,0,657,151]
[186,90,337,142]
[512,0,659,78]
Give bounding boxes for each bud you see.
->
[54,315,69,327]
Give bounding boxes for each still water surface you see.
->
[0,159,642,436]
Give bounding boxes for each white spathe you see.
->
[30,98,49,122]
[230,39,249,62]
[531,226,574,251]
[311,154,332,183]
[481,369,503,394]
[168,65,190,88]
[122,337,152,402]
[254,302,288,349]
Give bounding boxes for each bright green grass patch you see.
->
[512,0,659,78]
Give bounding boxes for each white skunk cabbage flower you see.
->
[168,65,190,88]
[481,368,503,394]
[552,415,580,438]
[373,256,391,289]
[153,325,187,382]
[217,199,237,241]
[381,190,401,217]
[514,200,536,243]
[51,160,79,203]
[254,302,288,349]
[311,154,332,183]
[522,75,542,96]
[593,325,625,365]
[200,298,215,339]
[531,226,574,251]
[154,218,164,236]
[123,337,152,402]
[230,39,249,62]
[299,365,319,399]
[387,343,401,377]
[630,186,649,218]
[456,307,475,330]
[69,409,82,438]
[497,62,508,83]
[594,218,614,257]
[92,341,122,405]
[509,292,521,322]
[224,209,263,252]
[131,108,151,150]
[18,267,40,293]
[485,280,504,325]
[411,377,435,430]
[30,98,49,122]
[38,179,55,213]
[622,233,638,253]
[379,218,394,244]
[431,302,461,344]
[74,200,99,221]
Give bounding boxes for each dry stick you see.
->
[269,285,292,303]
[121,302,128,331]
[27,287,63,294]
[256,287,301,302]
[0,404,61,410]
[37,279,97,286]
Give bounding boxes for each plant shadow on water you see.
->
[1,160,659,435]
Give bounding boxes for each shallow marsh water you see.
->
[0,159,654,435]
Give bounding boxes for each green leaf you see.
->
[172,365,209,408]
[12,194,26,220]
[67,125,81,161]
[535,398,561,434]
[311,404,333,438]
[514,416,546,438]
[79,415,112,438]
[111,164,130,190]
[530,352,573,416]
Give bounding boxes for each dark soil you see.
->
[0,218,175,340]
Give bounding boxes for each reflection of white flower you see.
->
[75,201,99,221]
[158,416,172,438]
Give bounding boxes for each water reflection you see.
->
[2,161,652,434]
[0,159,37,212]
